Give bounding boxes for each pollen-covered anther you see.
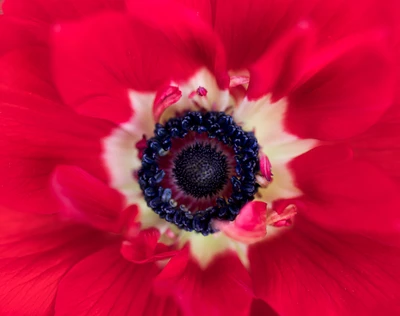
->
[266,204,297,227]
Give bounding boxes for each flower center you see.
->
[138,111,261,235]
[173,143,229,199]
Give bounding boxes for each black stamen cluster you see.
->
[138,111,259,235]
[173,143,229,199]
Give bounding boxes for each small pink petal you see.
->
[266,204,297,227]
[135,135,147,160]
[123,205,141,240]
[189,86,208,99]
[165,228,178,239]
[216,201,268,244]
[196,86,208,96]
[273,219,293,227]
[259,153,273,182]
[153,85,182,122]
[121,228,178,264]
[256,174,270,188]
[229,75,250,88]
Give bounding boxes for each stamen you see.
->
[138,111,262,235]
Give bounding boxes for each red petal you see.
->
[350,102,400,186]
[287,31,396,140]
[250,299,278,316]
[291,145,400,233]
[51,165,127,232]
[125,0,228,87]
[50,13,134,125]
[155,248,253,316]
[121,228,178,264]
[51,8,227,125]
[0,17,47,56]
[55,244,181,315]
[206,0,396,70]
[249,217,400,315]
[3,0,125,23]
[0,208,107,315]
[0,47,114,213]
[211,0,319,70]
[247,22,315,101]
[174,0,213,25]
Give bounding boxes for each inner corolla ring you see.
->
[138,111,260,235]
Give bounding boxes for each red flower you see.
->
[1,0,400,315]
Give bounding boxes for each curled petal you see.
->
[257,153,273,188]
[51,165,129,233]
[153,85,182,122]
[267,204,297,227]
[216,201,268,244]
[121,228,178,264]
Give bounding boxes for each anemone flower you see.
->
[1,0,400,315]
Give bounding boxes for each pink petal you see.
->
[216,201,268,244]
[259,153,273,182]
[153,85,183,123]
[229,76,250,88]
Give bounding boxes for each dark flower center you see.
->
[173,143,229,199]
[138,111,260,235]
